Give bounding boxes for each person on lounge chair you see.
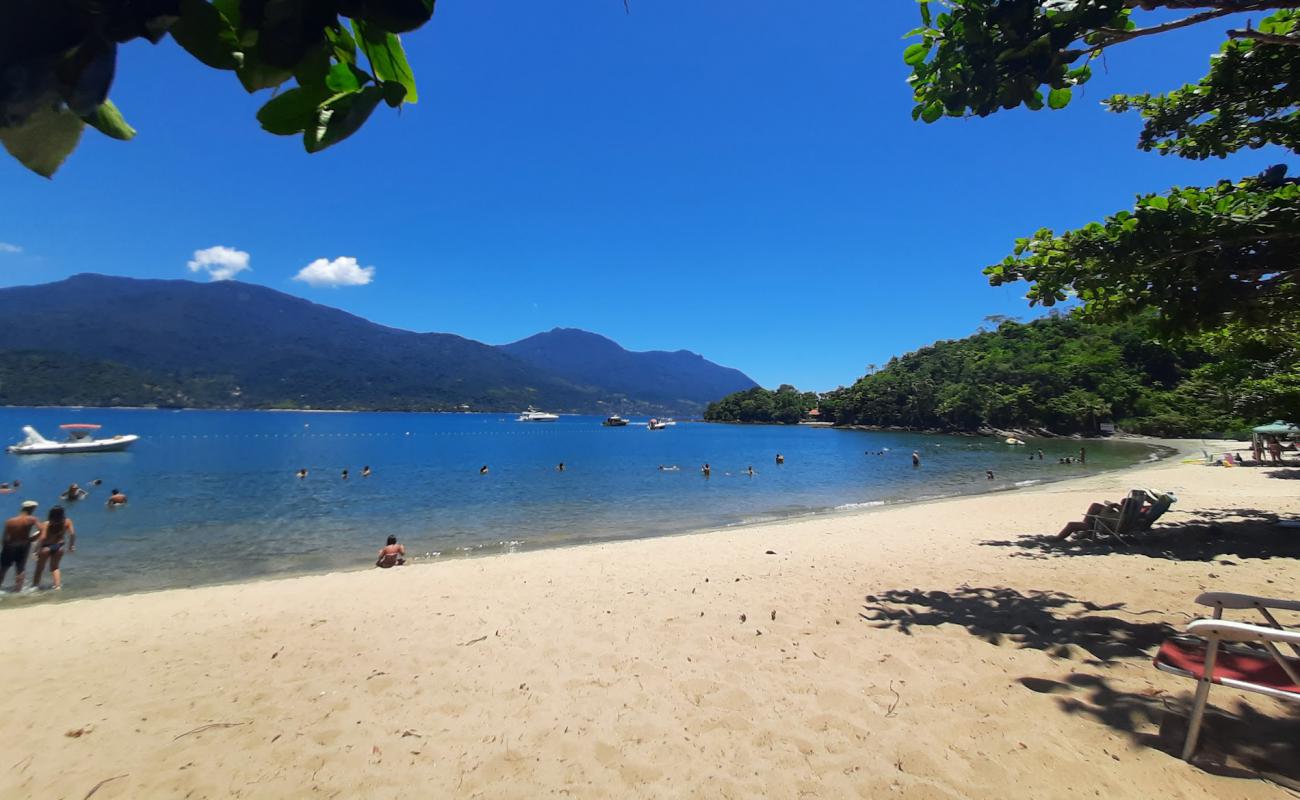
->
[1055,489,1172,540]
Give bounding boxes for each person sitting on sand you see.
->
[1,500,42,592]
[376,535,406,568]
[107,489,127,507]
[33,505,74,590]
[60,483,87,502]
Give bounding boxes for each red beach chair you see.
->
[1153,592,1300,761]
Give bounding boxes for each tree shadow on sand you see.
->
[979,507,1300,562]
[859,586,1177,664]
[860,586,1299,785]
[1264,468,1300,480]
[1021,672,1300,789]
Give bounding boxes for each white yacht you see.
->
[516,406,560,422]
[8,424,139,455]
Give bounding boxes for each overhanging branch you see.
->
[1227,28,1300,45]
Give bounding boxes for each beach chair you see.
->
[1153,593,1300,760]
[1085,490,1144,544]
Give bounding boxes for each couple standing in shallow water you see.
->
[0,501,77,592]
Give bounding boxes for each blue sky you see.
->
[0,2,1283,390]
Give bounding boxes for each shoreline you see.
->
[1,444,1295,797]
[0,437,1190,608]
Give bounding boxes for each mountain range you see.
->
[0,275,756,415]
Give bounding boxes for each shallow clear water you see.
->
[0,408,1164,601]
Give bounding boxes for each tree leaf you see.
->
[258,87,330,135]
[1047,87,1071,110]
[81,99,136,141]
[303,85,384,153]
[0,106,85,178]
[326,62,363,93]
[237,51,294,92]
[354,21,418,103]
[170,0,243,71]
[1144,195,1168,211]
[903,43,929,67]
[920,101,943,123]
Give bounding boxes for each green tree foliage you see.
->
[814,314,1300,436]
[704,385,820,425]
[0,0,435,177]
[906,2,1300,334]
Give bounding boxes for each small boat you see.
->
[8,424,139,455]
[516,406,559,422]
[648,418,668,430]
[1005,437,1026,446]
[602,415,629,427]
[659,418,677,427]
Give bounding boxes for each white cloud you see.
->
[293,256,375,288]
[187,245,251,281]
[0,242,22,254]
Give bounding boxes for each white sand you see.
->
[2,445,1297,798]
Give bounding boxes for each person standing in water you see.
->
[296,468,308,479]
[107,489,127,507]
[746,466,755,477]
[775,453,784,465]
[1036,449,1044,461]
[986,470,994,480]
[33,505,75,590]
[556,462,565,472]
[60,483,87,502]
[701,463,711,477]
[1,501,42,592]
[911,451,921,467]
[362,466,372,477]
[480,465,490,475]
[341,468,349,480]
[1079,447,1086,465]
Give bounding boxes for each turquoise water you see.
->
[0,408,1163,600]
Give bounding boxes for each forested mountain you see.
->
[0,275,755,413]
[703,385,819,424]
[708,314,1300,436]
[501,328,756,415]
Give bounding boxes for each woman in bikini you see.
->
[376,535,405,568]
[33,505,75,590]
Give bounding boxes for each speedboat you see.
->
[648,418,668,430]
[8,424,139,455]
[602,415,629,427]
[516,406,559,422]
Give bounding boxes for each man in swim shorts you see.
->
[1,501,42,591]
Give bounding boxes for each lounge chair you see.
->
[1084,489,1176,544]
[1153,592,1300,760]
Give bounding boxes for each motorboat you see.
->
[516,406,559,422]
[602,415,629,427]
[648,418,668,430]
[659,418,677,427]
[8,424,139,455]
[1005,437,1026,446]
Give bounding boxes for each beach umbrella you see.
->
[1252,420,1300,435]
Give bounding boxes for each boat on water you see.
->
[602,415,629,427]
[516,406,560,422]
[8,424,140,455]
[648,418,668,430]
[1005,437,1026,446]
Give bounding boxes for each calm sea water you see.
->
[0,408,1164,601]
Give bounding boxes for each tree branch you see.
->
[1133,1,1300,10]
[1095,9,1237,44]
[1227,28,1300,45]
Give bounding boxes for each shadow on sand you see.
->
[979,507,1300,562]
[861,586,1299,787]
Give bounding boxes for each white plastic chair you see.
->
[1153,592,1300,760]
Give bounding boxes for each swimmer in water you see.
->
[107,489,127,507]
[362,466,371,477]
[701,463,711,477]
[746,466,755,477]
[60,483,87,502]
[775,453,784,465]
[296,468,308,479]
[986,470,994,480]
[341,468,349,480]
[911,451,920,467]
[556,462,565,472]
[480,465,489,475]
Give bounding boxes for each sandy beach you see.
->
[2,443,1297,799]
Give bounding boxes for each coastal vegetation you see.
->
[703,385,819,425]
[2,1,437,176]
[906,2,1298,335]
[708,314,1300,436]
